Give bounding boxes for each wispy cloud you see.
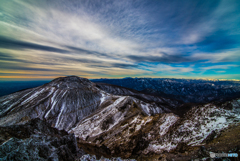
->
[200,64,238,71]
[191,50,240,63]
[0,0,240,80]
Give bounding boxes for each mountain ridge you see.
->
[92,77,240,104]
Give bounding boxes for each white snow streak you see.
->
[55,102,66,128]
[100,92,108,105]
[45,90,67,118]
[159,115,178,136]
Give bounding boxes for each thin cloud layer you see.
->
[0,0,240,80]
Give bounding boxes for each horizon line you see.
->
[0,75,239,82]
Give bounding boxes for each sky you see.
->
[0,0,240,80]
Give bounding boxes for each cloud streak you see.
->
[0,36,68,53]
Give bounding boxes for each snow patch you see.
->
[55,102,66,128]
[140,101,163,116]
[45,90,67,118]
[100,92,108,105]
[159,114,179,136]
[21,88,45,105]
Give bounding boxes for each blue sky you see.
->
[0,0,240,80]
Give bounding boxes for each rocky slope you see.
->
[143,98,240,154]
[72,97,240,160]
[0,118,84,161]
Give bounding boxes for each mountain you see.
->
[0,76,240,160]
[92,78,240,104]
[0,76,102,131]
[0,76,172,130]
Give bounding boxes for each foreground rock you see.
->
[79,154,136,161]
[0,118,84,161]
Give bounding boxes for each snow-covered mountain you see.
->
[0,76,170,131]
[0,76,102,131]
[0,76,240,160]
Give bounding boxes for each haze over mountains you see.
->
[0,76,240,160]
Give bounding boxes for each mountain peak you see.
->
[47,76,94,89]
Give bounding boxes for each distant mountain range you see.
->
[92,78,240,104]
[0,76,240,160]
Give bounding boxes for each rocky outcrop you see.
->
[0,118,84,161]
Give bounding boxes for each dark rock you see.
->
[174,142,190,153]
[101,116,114,130]
[0,118,85,161]
[197,146,208,158]
[205,130,217,144]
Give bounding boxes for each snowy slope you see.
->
[143,99,240,154]
[71,95,166,140]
